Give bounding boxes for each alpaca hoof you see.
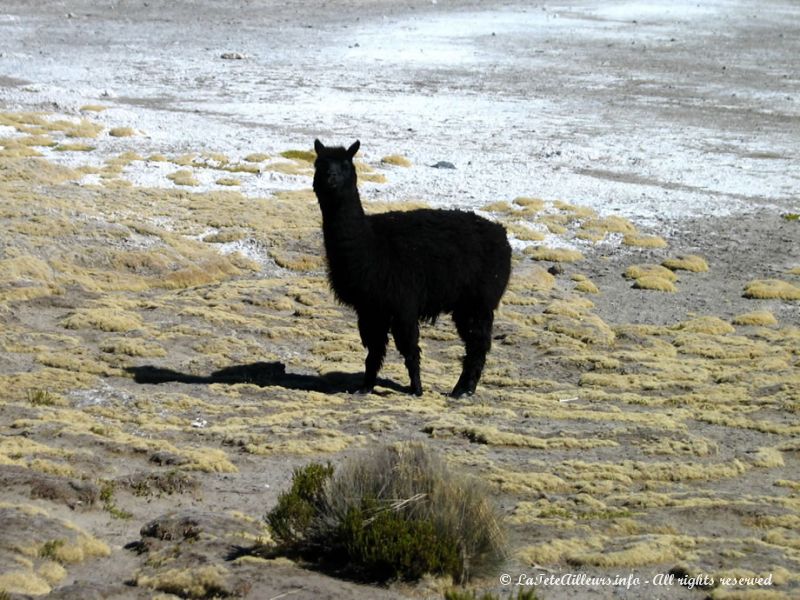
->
[354,386,374,395]
[450,386,475,399]
[411,386,423,397]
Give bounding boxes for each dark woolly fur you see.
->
[313,140,511,397]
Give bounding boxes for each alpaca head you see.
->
[313,139,360,202]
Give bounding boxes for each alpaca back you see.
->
[368,208,510,319]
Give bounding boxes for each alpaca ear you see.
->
[347,140,360,158]
[314,139,325,155]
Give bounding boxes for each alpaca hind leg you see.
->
[392,319,422,396]
[452,309,493,397]
[358,313,389,394]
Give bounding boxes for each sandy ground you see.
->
[0,1,799,599]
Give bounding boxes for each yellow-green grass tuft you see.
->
[632,276,677,292]
[537,216,567,235]
[108,127,135,137]
[518,537,604,566]
[568,535,693,568]
[509,265,555,293]
[167,170,199,187]
[624,264,678,282]
[512,197,546,214]
[223,162,261,174]
[172,153,196,166]
[136,565,230,598]
[505,223,546,242]
[359,172,387,184]
[79,105,107,112]
[574,279,600,294]
[575,229,606,242]
[203,229,248,243]
[0,255,54,283]
[54,119,103,138]
[662,254,709,272]
[0,570,53,595]
[117,150,142,161]
[743,279,800,301]
[581,215,637,234]
[215,177,241,186]
[732,311,778,326]
[62,308,143,332]
[100,338,167,357]
[552,200,596,218]
[0,142,42,158]
[674,316,735,335]
[525,246,584,263]
[381,154,411,167]
[39,535,111,564]
[55,143,95,152]
[280,149,316,162]
[199,151,229,165]
[272,251,325,272]
[19,135,57,147]
[751,447,784,468]
[482,201,513,213]
[244,152,270,162]
[622,233,667,248]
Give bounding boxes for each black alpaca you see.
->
[312,139,511,397]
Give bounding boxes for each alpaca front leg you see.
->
[452,309,493,397]
[358,313,389,394]
[392,319,422,396]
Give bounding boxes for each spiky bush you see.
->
[267,443,506,583]
[266,462,334,546]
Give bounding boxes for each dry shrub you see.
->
[267,462,334,547]
[267,443,506,583]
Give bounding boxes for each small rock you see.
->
[548,265,564,276]
[141,513,203,541]
[220,52,246,60]
[430,161,456,169]
[149,450,189,466]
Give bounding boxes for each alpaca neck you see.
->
[319,187,374,293]
[320,186,370,247]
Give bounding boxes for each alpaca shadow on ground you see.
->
[124,361,408,395]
